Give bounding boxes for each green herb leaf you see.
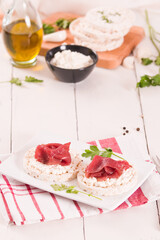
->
[136,75,151,88]
[81,150,93,158]
[51,184,65,191]
[82,153,95,160]
[66,186,75,190]
[155,56,160,65]
[51,184,102,200]
[25,76,43,83]
[10,77,22,86]
[82,145,100,160]
[100,148,113,158]
[90,145,99,152]
[105,147,112,152]
[82,146,125,160]
[141,58,153,65]
[43,23,55,35]
[151,74,160,86]
[97,11,113,23]
[66,189,78,194]
[0,76,43,86]
[55,18,74,29]
[137,72,160,88]
[102,15,113,23]
[97,11,104,14]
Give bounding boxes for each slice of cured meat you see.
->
[35,142,71,166]
[85,155,131,180]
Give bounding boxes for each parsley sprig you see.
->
[24,76,43,83]
[43,23,55,35]
[0,76,43,86]
[55,18,75,29]
[137,70,160,88]
[43,18,75,35]
[141,58,153,65]
[10,77,22,86]
[141,10,160,66]
[51,184,102,200]
[82,145,125,160]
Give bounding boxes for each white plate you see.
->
[0,133,155,210]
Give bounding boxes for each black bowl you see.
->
[45,45,98,83]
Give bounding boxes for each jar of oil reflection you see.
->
[2,0,43,67]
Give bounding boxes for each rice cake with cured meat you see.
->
[24,148,81,182]
[77,162,137,196]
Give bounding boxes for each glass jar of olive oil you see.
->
[2,0,43,67]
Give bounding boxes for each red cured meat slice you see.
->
[85,155,131,181]
[35,142,71,166]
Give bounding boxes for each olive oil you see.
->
[3,19,43,66]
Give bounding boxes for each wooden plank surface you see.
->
[0,31,13,240]
[7,218,84,240]
[6,53,84,240]
[11,57,77,145]
[0,36,12,154]
[75,65,160,239]
[84,203,160,240]
[75,66,144,141]
[135,61,160,225]
[0,8,160,240]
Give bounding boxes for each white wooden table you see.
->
[0,9,160,240]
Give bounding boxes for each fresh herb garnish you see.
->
[55,18,74,29]
[137,71,160,88]
[97,10,104,14]
[98,11,113,23]
[155,56,160,66]
[141,58,153,65]
[0,76,43,86]
[102,15,113,23]
[10,77,22,86]
[51,184,102,200]
[25,76,43,83]
[43,23,55,35]
[82,145,125,160]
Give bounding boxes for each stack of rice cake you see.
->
[70,8,135,52]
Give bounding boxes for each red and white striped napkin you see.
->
[0,135,160,225]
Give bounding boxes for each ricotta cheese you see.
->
[51,50,93,69]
